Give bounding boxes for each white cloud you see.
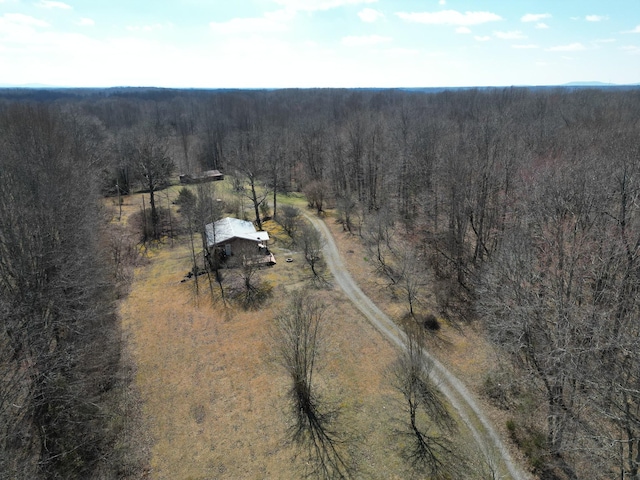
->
[0,13,49,42]
[383,47,419,56]
[455,26,471,34]
[586,15,608,22]
[37,0,72,9]
[547,42,586,52]
[536,22,549,29]
[78,18,94,27]
[439,0,446,5]
[210,14,289,34]
[493,30,526,40]
[395,10,502,26]
[521,13,550,23]
[625,25,640,33]
[620,45,640,54]
[0,13,49,28]
[127,24,167,33]
[358,8,383,23]
[512,44,538,49]
[208,8,295,35]
[341,34,391,46]
[474,35,490,42]
[273,0,376,12]
[264,9,297,22]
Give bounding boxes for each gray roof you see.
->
[205,217,269,248]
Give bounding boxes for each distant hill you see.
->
[0,83,59,88]
[0,83,638,103]
[563,81,617,87]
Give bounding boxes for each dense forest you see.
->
[1,86,639,479]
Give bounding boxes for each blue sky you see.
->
[1,0,639,88]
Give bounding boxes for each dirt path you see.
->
[306,213,530,480]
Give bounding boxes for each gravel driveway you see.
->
[305,213,529,480]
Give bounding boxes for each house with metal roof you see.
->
[205,217,274,264]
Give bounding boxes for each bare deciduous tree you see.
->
[195,183,225,303]
[133,130,175,240]
[232,241,268,309]
[273,291,351,479]
[390,325,461,479]
[477,156,607,478]
[176,187,201,296]
[298,223,326,284]
[0,104,122,479]
[232,127,270,230]
[335,193,358,233]
[362,209,396,284]
[280,205,302,239]
[304,180,329,215]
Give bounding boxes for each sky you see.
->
[0,0,639,88]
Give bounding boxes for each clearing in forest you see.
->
[116,191,510,479]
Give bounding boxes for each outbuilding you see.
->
[179,169,224,184]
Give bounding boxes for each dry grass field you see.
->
[113,186,517,479]
[114,191,402,479]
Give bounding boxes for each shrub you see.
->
[505,419,547,473]
[422,313,440,331]
[278,205,301,238]
[231,281,273,310]
[483,375,510,410]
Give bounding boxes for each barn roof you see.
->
[205,217,269,248]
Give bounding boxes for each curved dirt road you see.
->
[306,214,529,480]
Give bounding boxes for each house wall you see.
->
[225,238,262,256]
[214,238,263,267]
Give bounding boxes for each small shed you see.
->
[179,169,224,184]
